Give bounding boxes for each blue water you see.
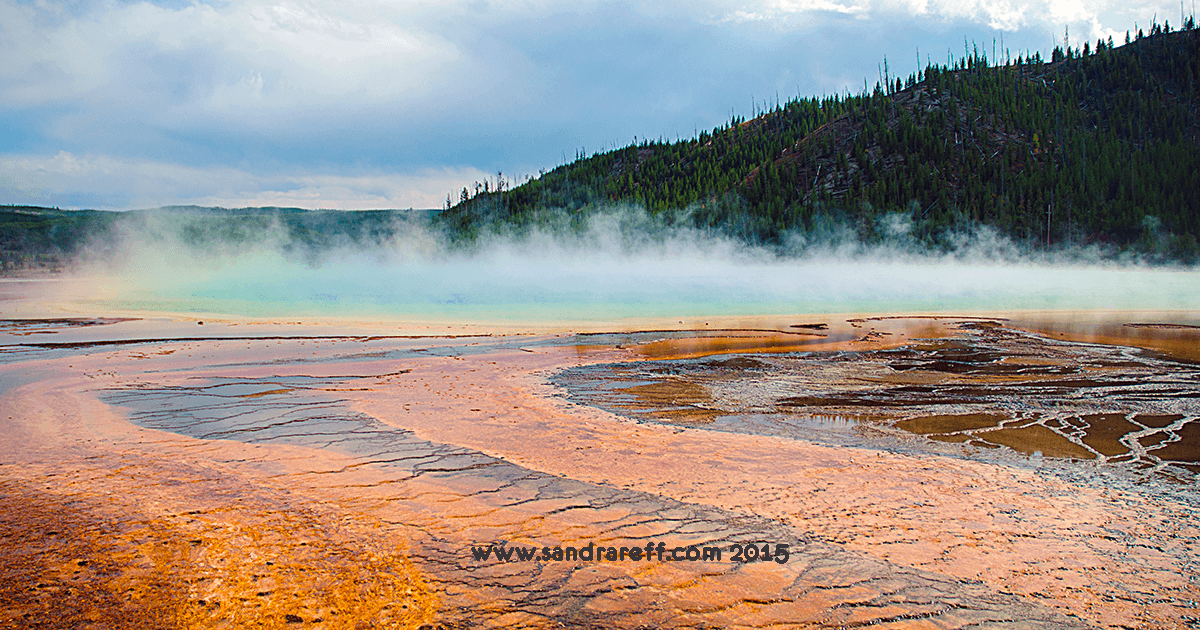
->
[92,248,1200,321]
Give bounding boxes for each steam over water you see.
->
[81,213,1200,321]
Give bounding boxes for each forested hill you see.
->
[440,22,1200,261]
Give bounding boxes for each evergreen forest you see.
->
[440,22,1200,262]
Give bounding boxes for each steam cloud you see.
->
[71,207,1200,323]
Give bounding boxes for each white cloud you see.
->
[0,151,489,209]
[3,0,1178,131]
[723,0,866,22]
[705,0,1183,34]
[0,0,524,128]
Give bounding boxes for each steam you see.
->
[69,206,1200,323]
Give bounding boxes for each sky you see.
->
[0,0,1187,210]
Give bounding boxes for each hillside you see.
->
[0,207,123,272]
[0,206,429,273]
[440,22,1200,261]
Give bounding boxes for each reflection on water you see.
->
[555,321,1200,481]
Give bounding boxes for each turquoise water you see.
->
[91,248,1200,322]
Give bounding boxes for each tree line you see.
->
[441,20,1200,262]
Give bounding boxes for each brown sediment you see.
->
[626,406,725,424]
[1139,432,1173,449]
[630,316,964,360]
[0,479,436,630]
[0,355,439,630]
[975,423,1098,459]
[636,335,832,358]
[895,413,1008,434]
[927,433,975,443]
[1151,421,1200,462]
[1008,311,1200,362]
[612,380,722,424]
[0,482,188,630]
[0,317,140,333]
[1136,413,1186,428]
[849,315,1010,322]
[1078,414,1139,457]
[579,327,827,337]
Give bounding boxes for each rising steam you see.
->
[66,206,1200,323]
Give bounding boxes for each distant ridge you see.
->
[0,206,435,274]
[0,205,74,215]
[0,204,437,214]
[146,205,312,215]
[141,205,437,215]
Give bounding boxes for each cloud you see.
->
[0,0,1188,210]
[0,151,488,209]
[706,0,1183,35]
[0,0,473,115]
[3,1,1183,121]
[4,1,1176,126]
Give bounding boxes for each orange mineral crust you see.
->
[1,314,1197,629]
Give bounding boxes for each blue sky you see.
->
[0,0,1183,210]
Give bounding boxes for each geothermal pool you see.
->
[81,257,1200,322]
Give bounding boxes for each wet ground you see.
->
[1,314,1198,629]
[97,374,1076,629]
[555,321,1200,483]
